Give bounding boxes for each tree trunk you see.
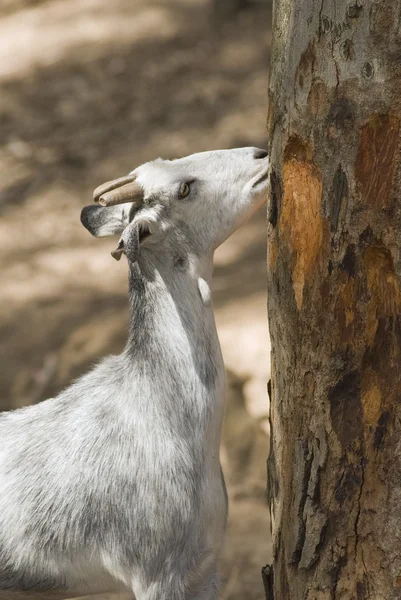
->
[266,1,401,598]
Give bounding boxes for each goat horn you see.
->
[93,176,144,207]
[93,175,135,202]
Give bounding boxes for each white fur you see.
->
[0,147,269,600]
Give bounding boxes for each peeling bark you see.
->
[267,0,401,598]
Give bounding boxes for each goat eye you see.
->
[179,183,191,198]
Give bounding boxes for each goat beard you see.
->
[111,221,140,263]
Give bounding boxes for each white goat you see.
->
[0,147,269,600]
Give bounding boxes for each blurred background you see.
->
[0,0,272,597]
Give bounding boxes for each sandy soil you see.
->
[0,0,272,597]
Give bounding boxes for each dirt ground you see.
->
[0,0,272,597]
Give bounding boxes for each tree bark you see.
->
[267,1,401,598]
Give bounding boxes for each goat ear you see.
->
[80,205,130,238]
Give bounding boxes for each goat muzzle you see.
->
[93,175,144,207]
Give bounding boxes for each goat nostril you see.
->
[254,149,268,159]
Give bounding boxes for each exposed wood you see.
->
[267,0,401,597]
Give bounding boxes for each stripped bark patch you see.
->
[283,136,313,162]
[355,114,400,209]
[363,246,401,318]
[361,368,382,427]
[280,158,323,310]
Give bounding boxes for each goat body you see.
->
[0,148,268,600]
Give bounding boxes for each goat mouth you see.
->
[138,223,151,242]
[110,223,151,261]
[252,170,269,188]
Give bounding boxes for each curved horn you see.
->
[93,175,135,202]
[93,176,144,207]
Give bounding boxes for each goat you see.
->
[0,147,269,600]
